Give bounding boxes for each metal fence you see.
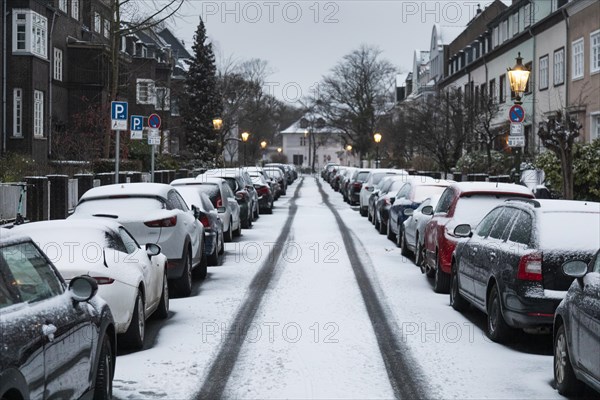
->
[0,183,27,223]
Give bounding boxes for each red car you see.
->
[423,182,534,293]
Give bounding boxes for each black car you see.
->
[251,175,274,214]
[553,252,600,396]
[203,169,255,229]
[347,169,371,206]
[450,199,600,343]
[264,168,287,197]
[0,235,116,399]
[373,177,411,234]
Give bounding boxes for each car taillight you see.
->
[216,196,223,208]
[353,182,362,189]
[92,277,115,285]
[199,214,211,228]
[236,191,248,201]
[257,186,269,196]
[144,216,177,227]
[517,253,543,281]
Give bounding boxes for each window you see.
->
[435,188,454,214]
[136,79,155,104]
[525,62,532,94]
[58,0,67,13]
[119,228,140,254]
[94,12,101,33]
[572,38,584,80]
[33,90,44,137]
[508,211,532,245]
[539,55,549,90]
[512,13,519,37]
[489,208,516,240]
[476,208,503,238]
[499,74,506,103]
[592,113,600,140]
[492,26,498,48]
[53,48,63,81]
[489,79,496,102]
[501,20,508,43]
[300,136,306,146]
[155,87,170,110]
[13,89,23,137]
[103,19,110,39]
[171,96,180,116]
[554,48,565,85]
[591,30,600,74]
[523,3,531,28]
[12,10,47,59]
[71,0,79,20]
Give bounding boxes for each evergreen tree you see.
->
[183,17,222,167]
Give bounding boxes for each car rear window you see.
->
[356,171,369,181]
[539,211,600,251]
[372,172,397,185]
[194,184,221,206]
[76,197,164,215]
[453,195,524,228]
[413,186,447,203]
[222,178,238,193]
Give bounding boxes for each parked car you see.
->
[251,174,274,214]
[202,169,257,228]
[402,195,442,267]
[347,169,371,206]
[359,169,406,217]
[450,199,600,343]
[554,250,600,396]
[11,219,169,350]
[368,175,404,224]
[264,167,287,197]
[171,176,241,243]
[265,163,293,185]
[373,175,414,233]
[322,163,339,181]
[0,234,116,399]
[340,167,357,202]
[70,183,206,298]
[389,178,452,248]
[423,182,534,293]
[175,186,225,266]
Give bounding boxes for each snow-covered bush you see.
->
[455,150,509,175]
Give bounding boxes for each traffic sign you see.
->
[148,128,160,145]
[130,115,144,140]
[510,122,524,136]
[508,136,525,147]
[111,101,128,131]
[509,105,525,123]
[148,113,161,129]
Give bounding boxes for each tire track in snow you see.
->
[194,178,304,399]
[317,178,428,400]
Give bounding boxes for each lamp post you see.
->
[345,144,352,166]
[212,118,223,130]
[507,52,531,182]
[260,140,267,165]
[373,133,382,168]
[212,118,223,166]
[241,131,250,166]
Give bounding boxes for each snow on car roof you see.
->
[452,182,533,196]
[536,199,600,213]
[172,177,225,186]
[79,182,173,201]
[202,169,244,178]
[11,218,121,235]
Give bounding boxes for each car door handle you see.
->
[489,252,497,260]
[42,323,57,342]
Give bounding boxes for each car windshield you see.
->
[539,212,600,251]
[372,173,397,185]
[76,197,164,215]
[453,195,523,227]
[413,186,448,203]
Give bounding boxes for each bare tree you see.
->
[537,109,581,199]
[319,45,397,160]
[468,90,506,170]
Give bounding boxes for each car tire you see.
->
[194,243,208,280]
[433,253,450,293]
[208,239,220,266]
[93,334,113,400]
[450,265,469,312]
[219,233,225,255]
[224,220,233,243]
[122,292,145,350]
[400,230,412,258]
[173,249,192,298]
[154,275,169,319]
[387,221,396,241]
[554,324,584,396]
[486,285,513,343]
[378,216,387,235]
[233,223,242,237]
[415,237,425,267]
[360,206,367,217]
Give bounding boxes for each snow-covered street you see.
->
[113,176,567,399]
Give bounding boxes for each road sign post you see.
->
[148,127,160,182]
[111,101,128,183]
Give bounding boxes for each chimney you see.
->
[477,3,482,14]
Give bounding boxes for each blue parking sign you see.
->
[130,115,144,140]
[111,101,128,131]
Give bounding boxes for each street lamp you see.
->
[212,118,223,130]
[345,144,353,166]
[241,131,250,166]
[507,52,530,105]
[373,133,382,168]
[260,140,267,165]
[277,147,282,153]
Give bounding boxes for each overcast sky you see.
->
[169,1,508,105]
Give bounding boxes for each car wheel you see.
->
[450,265,469,312]
[415,236,424,267]
[554,324,584,396]
[224,220,233,243]
[208,238,219,266]
[360,206,367,217]
[193,243,208,280]
[486,285,513,343]
[154,275,169,319]
[93,334,113,400]
[387,220,396,241]
[219,232,225,255]
[433,253,450,293]
[234,222,242,236]
[378,217,387,235]
[173,249,192,298]
[122,292,145,350]
[400,230,412,258]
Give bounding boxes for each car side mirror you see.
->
[421,206,434,216]
[191,205,200,219]
[146,243,161,257]
[562,260,588,280]
[69,276,98,302]
[404,208,414,217]
[217,206,227,212]
[454,224,472,238]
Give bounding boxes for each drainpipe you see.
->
[2,0,7,154]
[527,24,536,154]
[48,10,57,157]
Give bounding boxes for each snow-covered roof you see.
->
[79,183,174,201]
[280,113,344,135]
[452,182,534,196]
[432,25,464,49]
